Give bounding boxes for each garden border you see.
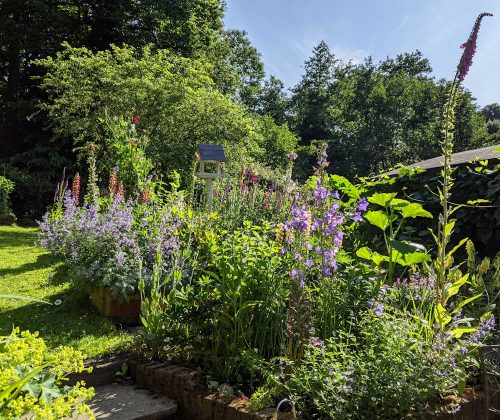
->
[70,354,498,420]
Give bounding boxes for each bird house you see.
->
[196,144,226,178]
[195,144,227,210]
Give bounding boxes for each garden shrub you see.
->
[284,310,465,419]
[36,44,297,182]
[0,175,16,224]
[0,329,94,420]
[38,192,181,301]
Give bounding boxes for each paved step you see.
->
[75,383,177,420]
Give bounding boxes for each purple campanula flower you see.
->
[374,303,384,317]
[305,242,313,251]
[334,231,344,246]
[352,212,362,222]
[305,259,314,268]
[290,269,298,278]
[313,180,329,204]
[358,197,369,211]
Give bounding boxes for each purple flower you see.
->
[352,212,362,222]
[358,197,369,211]
[305,242,313,251]
[457,13,493,83]
[374,303,384,317]
[305,259,314,268]
[333,231,344,246]
[290,269,298,278]
[313,181,329,204]
[287,152,298,161]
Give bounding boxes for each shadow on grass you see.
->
[0,253,66,280]
[0,289,130,348]
[0,226,39,248]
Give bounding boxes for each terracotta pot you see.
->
[89,287,141,320]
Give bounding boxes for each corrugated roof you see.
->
[384,144,500,175]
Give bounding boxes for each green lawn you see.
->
[0,225,133,357]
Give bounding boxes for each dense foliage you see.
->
[36,44,296,183]
[2,0,497,220]
[0,329,94,419]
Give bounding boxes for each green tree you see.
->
[207,29,265,110]
[482,103,500,143]
[36,44,296,182]
[290,41,338,146]
[255,75,289,125]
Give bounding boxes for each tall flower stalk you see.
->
[434,12,492,306]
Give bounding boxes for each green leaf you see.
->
[356,247,388,265]
[364,210,391,231]
[399,203,433,219]
[451,293,483,315]
[327,175,361,200]
[434,304,451,327]
[356,247,372,260]
[403,252,431,265]
[368,193,397,208]
[446,273,469,300]
[391,198,410,209]
[388,239,426,254]
[449,238,468,257]
[444,220,456,238]
[449,326,477,339]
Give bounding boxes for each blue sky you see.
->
[224,0,500,107]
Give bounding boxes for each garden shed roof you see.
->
[384,144,500,175]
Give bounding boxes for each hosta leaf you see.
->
[368,193,397,208]
[364,210,391,231]
[399,203,433,219]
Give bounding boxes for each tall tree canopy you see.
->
[290,45,491,179]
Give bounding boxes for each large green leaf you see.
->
[356,247,388,265]
[388,239,426,254]
[449,326,476,339]
[368,193,397,208]
[364,210,392,231]
[391,198,410,209]
[399,203,432,219]
[403,252,431,265]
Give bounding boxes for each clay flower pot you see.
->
[89,287,141,321]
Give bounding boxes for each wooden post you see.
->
[206,178,213,211]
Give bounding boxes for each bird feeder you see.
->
[195,144,226,211]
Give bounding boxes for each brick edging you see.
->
[127,358,278,420]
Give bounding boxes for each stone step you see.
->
[75,383,177,420]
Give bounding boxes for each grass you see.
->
[0,225,133,357]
